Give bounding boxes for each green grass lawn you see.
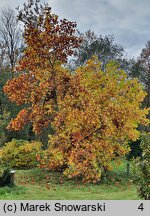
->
[0,160,139,200]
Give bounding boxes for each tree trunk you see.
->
[127,161,130,176]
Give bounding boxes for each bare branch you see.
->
[0,7,23,73]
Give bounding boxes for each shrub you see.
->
[0,139,42,169]
[132,133,150,200]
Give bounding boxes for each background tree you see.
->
[129,42,150,108]
[0,7,22,74]
[73,30,128,71]
[129,41,150,131]
[137,42,150,110]
[0,7,29,145]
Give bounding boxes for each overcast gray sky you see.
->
[0,0,150,58]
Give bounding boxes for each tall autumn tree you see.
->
[3,1,149,182]
[4,0,81,134]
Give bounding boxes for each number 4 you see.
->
[138,203,144,211]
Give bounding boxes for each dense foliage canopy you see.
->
[2,0,150,182]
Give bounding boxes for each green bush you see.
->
[132,133,150,200]
[0,139,42,169]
